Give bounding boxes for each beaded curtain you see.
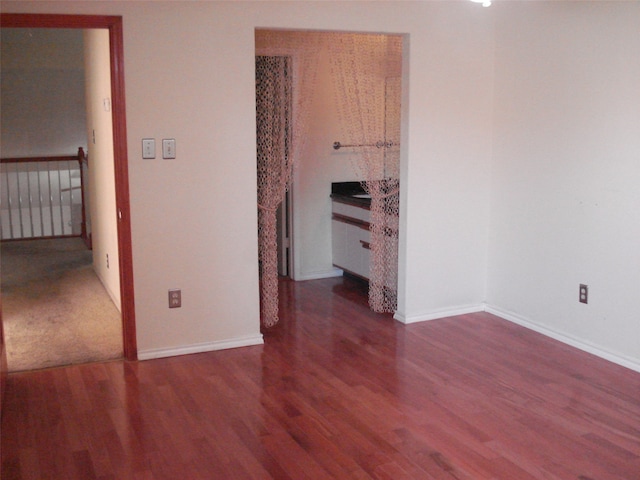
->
[256,55,292,327]
[328,34,402,313]
[256,31,402,326]
[256,31,322,327]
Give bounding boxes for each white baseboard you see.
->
[294,267,344,281]
[137,304,639,373]
[486,304,640,374]
[394,304,485,324]
[138,334,264,361]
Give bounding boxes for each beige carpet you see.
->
[1,238,123,372]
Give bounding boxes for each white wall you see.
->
[0,28,87,157]
[487,2,640,370]
[0,1,497,363]
[397,4,494,323]
[84,29,121,310]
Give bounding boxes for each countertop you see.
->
[331,181,371,208]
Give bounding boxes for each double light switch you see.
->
[142,138,176,159]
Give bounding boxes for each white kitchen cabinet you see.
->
[331,200,371,280]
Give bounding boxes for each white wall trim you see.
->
[93,265,121,313]
[137,303,639,372]
[393,302,640,373]
[486,304,640,374]
[138,334,264,361]
[294,267,344,281]
[393,304,485,324]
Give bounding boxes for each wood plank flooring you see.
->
[2,276,639,479]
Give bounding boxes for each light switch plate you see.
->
[142,138,155,159]
[163,138,176,159]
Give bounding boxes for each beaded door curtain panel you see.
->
[256,31,402,326]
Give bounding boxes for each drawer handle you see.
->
[360,240,370,250]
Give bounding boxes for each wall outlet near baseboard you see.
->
[169,289,181,308]
[579,284,588,304]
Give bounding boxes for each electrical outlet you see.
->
[169,289,181,308]
[579,284,588,304]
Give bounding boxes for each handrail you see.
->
[1,147,85,164]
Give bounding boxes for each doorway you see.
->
[0,13,137,363]
[255,30,404,326]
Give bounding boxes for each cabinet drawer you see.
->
[332,201,371,223]
[332,219,371,280]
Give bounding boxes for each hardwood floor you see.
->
[2,276,639,479]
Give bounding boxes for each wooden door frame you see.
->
[1,13,137,360]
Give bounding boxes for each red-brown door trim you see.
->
[1,13,138,360]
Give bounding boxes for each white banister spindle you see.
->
[27,162,35,237]
[37,162,45,236]
[47,162,55,237]
[16,164,25,238]
[4,164,14,238]
[67,160,74,234]
[57,166,64,236]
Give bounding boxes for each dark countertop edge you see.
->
[331,181,365,196]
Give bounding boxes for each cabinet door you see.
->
[331,219,349,271]
[332,220,370,280]
[346,223,369,279]
[331,201,372,280]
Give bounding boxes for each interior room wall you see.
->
[3,1,637,371]
[487,2,640,370]
[0,1,496,363]
[83,28,121,309]
[398,10,494,324]
[0,28,87,157]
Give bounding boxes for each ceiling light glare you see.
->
[470,0,492,7]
